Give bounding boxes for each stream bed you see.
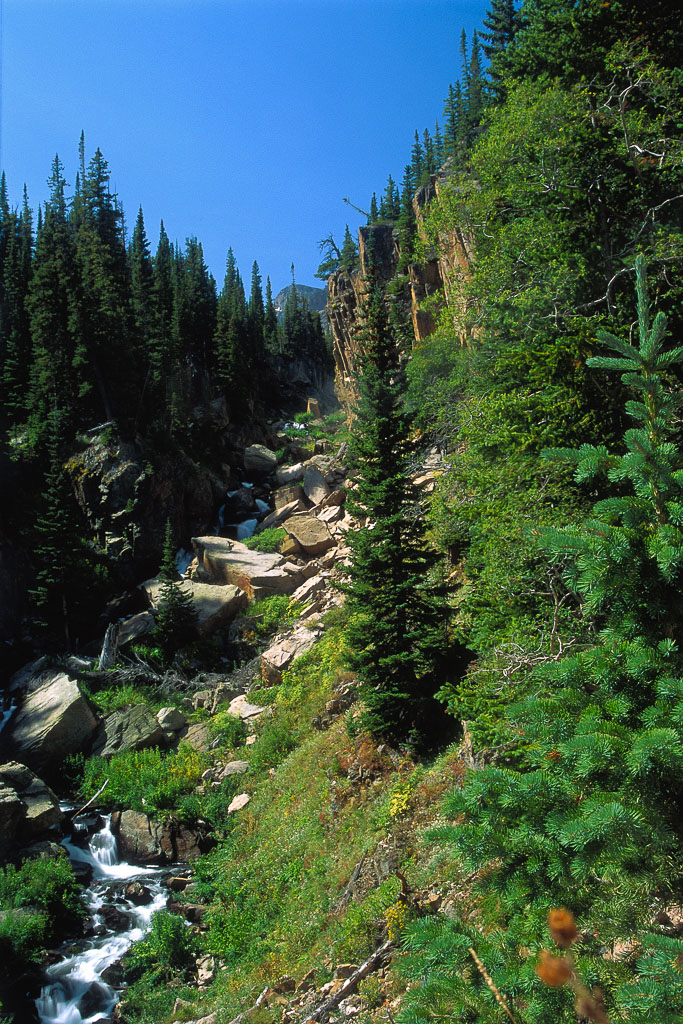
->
[36,815,170,1024]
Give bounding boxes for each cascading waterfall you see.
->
[35,816,169,1024]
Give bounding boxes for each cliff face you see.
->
[327,166,474,407]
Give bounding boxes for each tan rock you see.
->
[190,537,301,599]
[274,483,305,509]
[259,498,308,531]
[261,626,322,686]
[227,793,250,813]
[284,517,335,556]
[279,535,301,557]
[228,694,265,720]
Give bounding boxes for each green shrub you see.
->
[251,593,298,639]
[0,855,86,962]
[209,709,248,747]
[125,910,199,982]
[244,527,287,553]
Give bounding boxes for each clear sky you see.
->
[0,0,488,293]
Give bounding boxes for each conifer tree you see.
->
[343,259,449,745]
[154,519,198,664]
[263,276,279,354]
[27,156,82,442]
[31,415,87,648]
[480,0,519,101]
[339,225,359,274]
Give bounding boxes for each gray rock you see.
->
[303,465,331,505]
[0,779,25,861]
[244,444,278,476]
[0,761,63,839]
[111,810,209,864]
[156,707,187,732]
[92,704,165,758]
[141,576,248,634]
[275,462,304,486]
[219,760,249,777]
[6,673,99,771]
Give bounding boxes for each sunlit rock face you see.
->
[326,165,475,409]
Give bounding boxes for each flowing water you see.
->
[35,816,169,1024]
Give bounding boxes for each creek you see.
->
[35,814,170,1024]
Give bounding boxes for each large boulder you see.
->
[0,779,25,862]
[302,465,330,505]
[244,445,278,477]
[258,498,308,531]
[141,576,247,635]
[111,810,211,864]
[92,704,166,758]
[261,625,323,686]
[6,673,99,772]
[275,463,304,487]
[283,517,335,556]
[191,537,303,599]
[224,487,257,519]
[0,762,63,843]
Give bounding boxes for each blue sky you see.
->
[1,0,488,293]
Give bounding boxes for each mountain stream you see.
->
[35,815,170,1024]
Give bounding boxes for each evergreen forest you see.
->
[2,2,683,1024]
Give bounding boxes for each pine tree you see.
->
[342,260,449,745]
[154,519,198,664]
[27,156,82,443]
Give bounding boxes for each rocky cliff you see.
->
[327,163,475,408]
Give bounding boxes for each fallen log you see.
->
[304,939,394,1022]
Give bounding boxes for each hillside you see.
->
[2,2,683,1024]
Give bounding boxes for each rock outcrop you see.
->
[111,810,211,864]
[92,704,166,758]
[141,576,248,635]
[326,163,474,408]
[5,671,99,772]
[0,762,64,859]
[190,538,303,599]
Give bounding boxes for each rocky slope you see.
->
[327,164,475,408]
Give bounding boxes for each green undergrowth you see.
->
[117,610,468,1024]
[0,855,87,967]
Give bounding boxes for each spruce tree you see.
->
[480,0,519,101]
[339,225,359,274]
[154,520,198,664]
[342,261,448,745]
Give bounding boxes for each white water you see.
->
[0,697,16,736]
[36,817,168,1024]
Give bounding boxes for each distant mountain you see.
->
[274,283,328,323]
